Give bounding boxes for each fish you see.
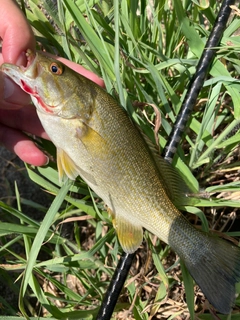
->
[1,49,240,314]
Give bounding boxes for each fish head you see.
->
[1,50,93,119]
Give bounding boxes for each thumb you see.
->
[0,72,31,109]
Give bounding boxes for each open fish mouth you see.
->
[19,49,39,76]
[1,49,38,78]
[0,50,60,114]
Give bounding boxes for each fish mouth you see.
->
[18,49,39,79]
[1,50,62,115]
[1,49,39,81]
[1,50,41,97]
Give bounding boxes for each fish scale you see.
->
[1,50,240,314]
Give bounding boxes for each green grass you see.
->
[1,0,240,319]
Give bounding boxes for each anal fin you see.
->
[112,211,143,254]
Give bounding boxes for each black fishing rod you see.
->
[96,1,235,319]
[162,0,235,162]
[96,252,134,320]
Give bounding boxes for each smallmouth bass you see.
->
[1,50,240,314]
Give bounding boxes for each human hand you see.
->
[0,0,104,166]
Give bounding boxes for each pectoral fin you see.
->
[57,147,79,181]
[76,123,108,159]
[113,213,143,254]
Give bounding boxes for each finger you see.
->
[0,105,49,139]
[0,73,32,108]
[57,58,105,88]
[0,0,35,65]
[0,123,48,166]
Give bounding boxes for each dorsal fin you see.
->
[137,127,198,206]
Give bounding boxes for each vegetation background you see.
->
[1,0,240,319]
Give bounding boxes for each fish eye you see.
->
[49,62,63,75]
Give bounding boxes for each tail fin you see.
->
[169,220,240,314]
[183,232,240,314]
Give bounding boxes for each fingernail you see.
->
[44,155,49,166]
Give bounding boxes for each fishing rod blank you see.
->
[96,1,235,319]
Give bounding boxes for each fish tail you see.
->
[170,225,240,314]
